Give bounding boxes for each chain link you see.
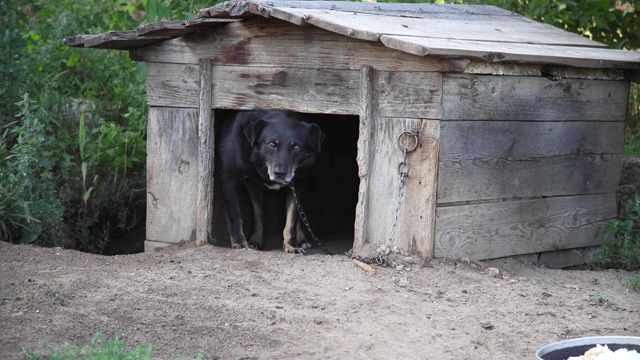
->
[288,182,334,255]
[388,148,408,247]
[290,130,418,265]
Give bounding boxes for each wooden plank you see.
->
[437,121,624,203]
[147,62,358,114]
[374,71,442,119]
[146,107,199,245]
[439,121,624,162]
[196,59,214,247]
[442,75,629,121]
[269,8,604,48]
[381,35,640,69]
[62,35,92,47]
[130,19,469,73]
[434,193,616,260]
[147,63,442,117]
[354,66,374,253]
[82,30,170,50]
[437,154,622,204]
[199,1,519,18]
[365,118,439,259]
[135,20,195,37]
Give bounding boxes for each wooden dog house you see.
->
[64,1,640,264]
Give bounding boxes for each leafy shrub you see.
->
[597,194,640,271]
[597,193,640,293]
[0,94,64,244]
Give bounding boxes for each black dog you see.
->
[217,110,325,254]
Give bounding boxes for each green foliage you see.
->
[21,332,207,360]
[1,0,214,251]
[598,194,640,271]
[0,94,64,244]
[629,275,640,293]
[22,333,154,360]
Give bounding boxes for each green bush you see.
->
[0,94,64,244]
[597,194,640,271]
[597,193,640,293]
[1,0,217,252]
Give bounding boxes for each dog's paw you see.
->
[247,242,261,250]
[232,242,249,250]
[299,241,312,251]
[284,244,306,255]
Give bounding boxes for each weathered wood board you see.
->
[434,193,617,260]
[196,59,214,246]
[201,1,520,19]
[381,35,640,69]
[146,107,199,246]
[364,117,439,258]
[146,63,442,118]
[436,120,624,203]
[268,8,602,48]
[131,18,469,73]
[442,75,629,121]
[444,75,629,121]
[437,153,622,204]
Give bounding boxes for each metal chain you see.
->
[289,131,418,265]
[288,182,334,255]
[388,148,409,247]
[347,130,420,267]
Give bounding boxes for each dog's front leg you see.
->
[245,181,265,250]
[222,181,249,249]
[283,191,304,254]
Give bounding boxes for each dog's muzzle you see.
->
[268,164,295,185]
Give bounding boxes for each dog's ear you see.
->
[308,123,325,153]
[243,119,265,146]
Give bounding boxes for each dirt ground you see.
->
[1,240,639,360]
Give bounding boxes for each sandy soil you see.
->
[1,240,639,359]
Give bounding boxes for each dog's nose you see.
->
[274,167,287,179]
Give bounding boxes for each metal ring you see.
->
[397,131,419,153]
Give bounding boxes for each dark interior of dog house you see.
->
[212,110,360,254]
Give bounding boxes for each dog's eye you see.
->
[268,142,278,149]
[292,145,301,152]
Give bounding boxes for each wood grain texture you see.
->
[439,121,624,160]
[201,1,519,19]
[442,74,629,121]
[365,118,439,259]
[146,107,199,245]
[196,59,214,246]
[147,62,358,114]
[354,66,374,253]
[434,193,616,260]
[269,8,602,48]
[381,35,640,69]
[437,153,622,204]
[130,19,469,72]
[147,63,442,117]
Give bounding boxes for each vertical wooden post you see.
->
[196,59,214,246]
[353,65,374,253]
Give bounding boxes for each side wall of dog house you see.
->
[434,66,628,262]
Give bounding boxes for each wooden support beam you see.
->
[354,65,374,253]
[196,59,214,246]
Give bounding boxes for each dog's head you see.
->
[243,110,325,188]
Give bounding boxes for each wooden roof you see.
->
[63,0,640,69]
